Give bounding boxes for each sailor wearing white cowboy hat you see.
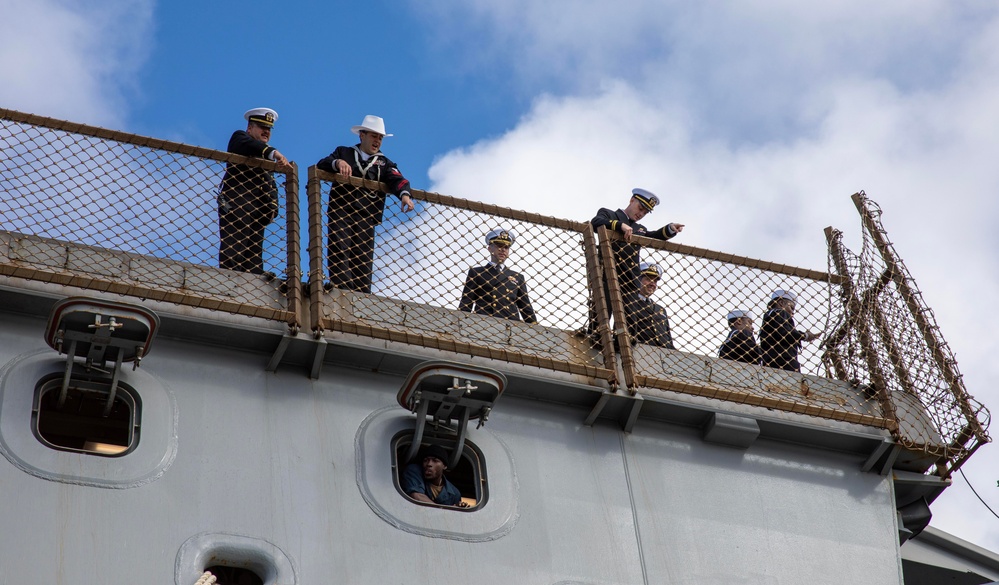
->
[316,114,415,293]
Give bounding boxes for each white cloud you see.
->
[423,0,999,550]
[0,0,153,126]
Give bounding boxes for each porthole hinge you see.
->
[397,360,506,469]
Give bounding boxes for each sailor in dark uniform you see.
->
[218,107,292,275]
[317,115,415,293]
[718,309,761,364]
[623,262,675,348]
[759,289,820,372]
[587,188,685,337]
[458,229,537,323]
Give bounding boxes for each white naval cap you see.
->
[771,289,797,302]
[631,188,660,211]
[244,107,278,127]
[727,309,753,321]
[351,114,393,137]
[639,261,663,280]
[485,228,515,247]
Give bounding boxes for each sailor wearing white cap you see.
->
[592,188,684,244]
[718,309,761,364]
[623,262,675,349]
[586,188,685,339]
[760,289,820,371]
[318,114,415,293]
[458,228,537,324]
[218,107,293,276]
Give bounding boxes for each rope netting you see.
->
[595,231,886,426]
[0,110,299,323]
[603,233,839,372]
[1,110,988,473]
[823,192,990,471]
[309,171,610,377]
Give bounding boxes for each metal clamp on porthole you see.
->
[397,360,506,470]
[44,297,160,416]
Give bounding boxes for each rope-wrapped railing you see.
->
[823,192,990,476]
[596,229,890,428]
[0,108,302,330]
[305,172,990,474]
[307,169,616,383]
[1,108,985,475]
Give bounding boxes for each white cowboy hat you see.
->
[351,115,393,137]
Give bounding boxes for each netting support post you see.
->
[283,163,302,335]
[597,227,638,394]
[852,192,989,456]
[306,166,326,338]
[825,226,900,436]
[583,227,619,390]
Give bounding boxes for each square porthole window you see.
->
[392,431,487,511]
[32,372,140,457]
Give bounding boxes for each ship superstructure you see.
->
[0,108,991,584]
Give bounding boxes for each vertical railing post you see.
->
[581,226,618,389]
[306,166,326,338]
[597,227,638,394]
[283,163,302,334]
[852,192,989,460]
[825,227,899,435]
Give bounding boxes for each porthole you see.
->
[32,372,140,457]
[176,532,296,585]
[203,566,264,585]
[392,431,487,511]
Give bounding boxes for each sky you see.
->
[2,0,998,552]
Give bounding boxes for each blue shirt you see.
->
[401,464,463,506]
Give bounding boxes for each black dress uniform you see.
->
[624,291,675,348]
[317,146,411,293]
[218,130,279,274]
[719,329,761,364]
[587,206,677,336]
[760,306,806,371]
[458,263,537,323]
[590,207,678,288]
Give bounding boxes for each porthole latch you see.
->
[397,360,507,469]
[44,297,160,415]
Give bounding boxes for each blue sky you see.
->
[3,0,999,551]
[126,1,531,187]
